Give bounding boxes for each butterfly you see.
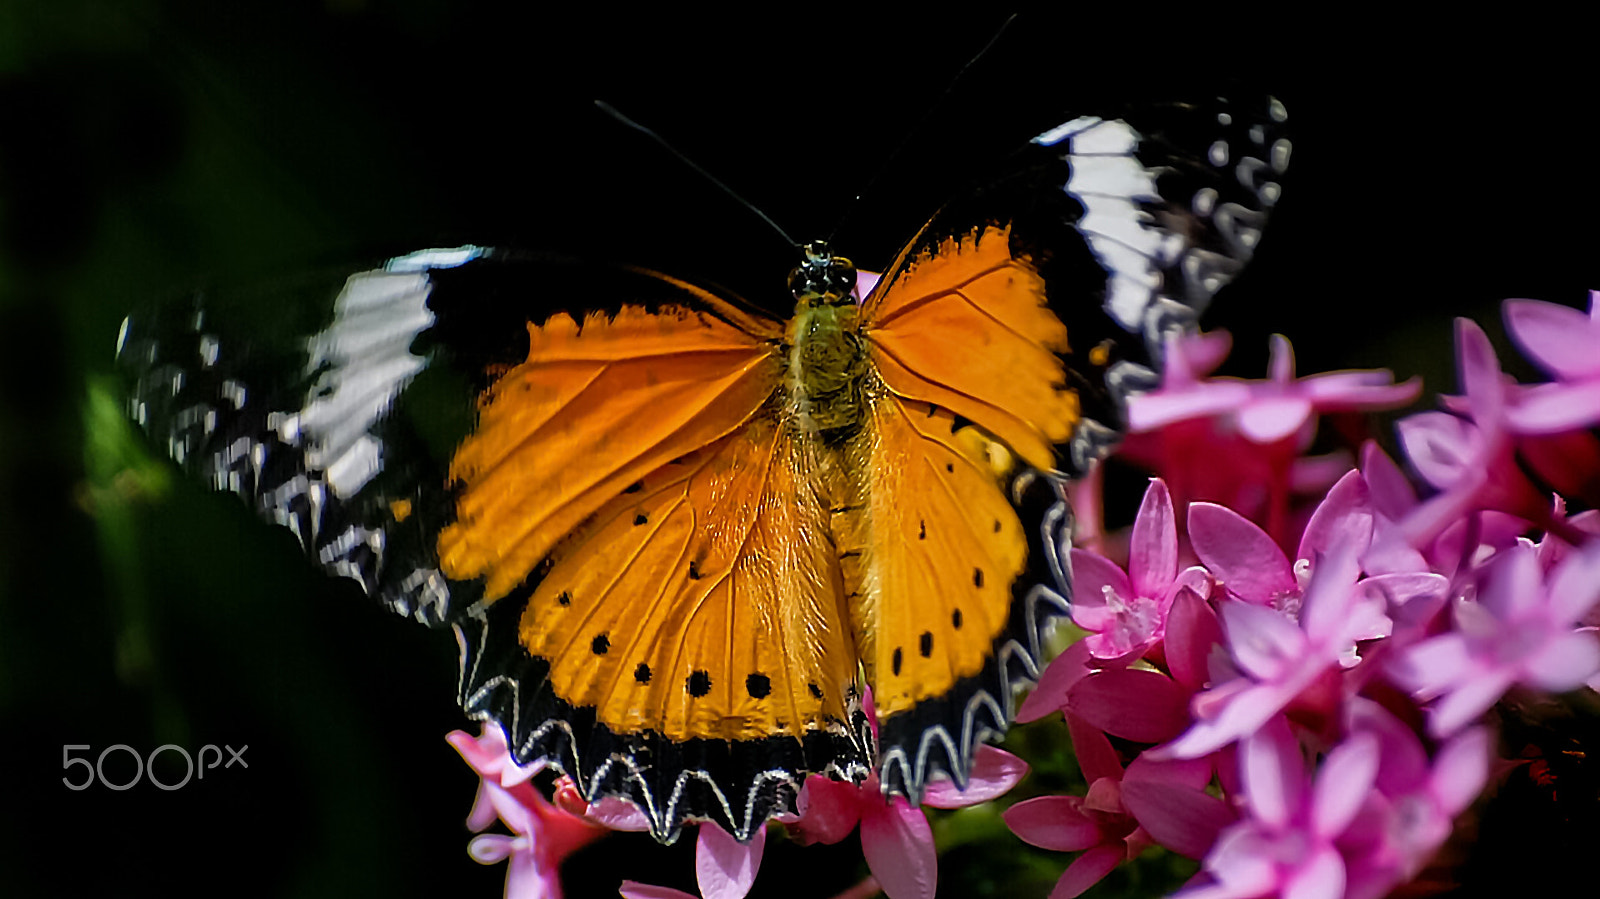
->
[117,93,1288,844]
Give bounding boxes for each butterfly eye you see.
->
[788,239,858,306]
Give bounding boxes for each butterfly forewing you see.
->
[860,225,1079,470]
[435,299,784,601]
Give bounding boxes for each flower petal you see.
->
[1120,775,1234,859]
[1129,479,1178,597]
[1301,371,1420,407]
[1004,795,1104,852]
[1220,601,1306,682]
[1396,412,1480,490]
[1069,550,1136,630]
[1190,503,1295,603]
[506,842,556,899]
[482,781,538,837]
[1068,668,1192,744]
[1506,382,1600,433]
[1360,441,1418,519]
[1283,846,1346,899]
[1051,844,1126,899]
[1391,633,1474,696]
[1430,727,1491,814]
[1017,640,1093,723]
[1521,630,1600,691]
[1480,540,1544,620]
[1428,669,1516,738]
[1548,541,1600,622]
[1067,713,1126,784]
[923,746,1027,808]
[1456,318,1505,420]
[1311,733,1378,837]
[788,776,862,846]
[1161,680,1298,759]
[1503,297,1600,379]
[1298,469,1373,564]
[1240,717,1303,829]
[1303,547,1375,649]
[696,823,764,899]
[620,882,700,899]
[1166,586,1224,693]
[467,833,516,865]
[585,796,653,832]
[1237,396,1314,444]
[1345,697,1429,792]
[1128,382,1255,431]
[860,798,937,899]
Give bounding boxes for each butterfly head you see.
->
[788,239,858,308]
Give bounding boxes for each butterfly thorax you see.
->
[786,241,866,434]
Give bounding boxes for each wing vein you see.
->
[867,340,1035,443]
[867,256,1014,330]
[480,354,775,566]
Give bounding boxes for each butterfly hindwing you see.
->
[118,248,491,625]
[461,412,872,842]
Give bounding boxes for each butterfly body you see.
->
[786,245,867,433]
[119,95,1290,843]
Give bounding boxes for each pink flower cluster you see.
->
[441,293,1600,899]
[1014,297,1600,898]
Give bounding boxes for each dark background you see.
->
[0,2,1595,897]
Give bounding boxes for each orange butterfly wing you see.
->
[436,286,782,601]
[442,272,870,841]
[827,225,1079,794]
[860,225,1079,471]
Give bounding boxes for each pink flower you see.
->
[1389,539,1600,737]
[449,722,546,831]
[1006,714,1233,898]
[449,724,609,898]
[1358,441,1526,595]
[1127,332,1416,545]
[612,823,764,899]
[1190,468,1375,612]
[1502,291,1600,432]
[787,744,1028,899]
[465,780,607,899]
[1396,319,1554,547]
[1158,544,1382,759]
[1021,588,1224,743]
[1178,717,1378,899]
[1070,478,1212,661]
[1337,700,1490,899]
[1134,333,1419,444]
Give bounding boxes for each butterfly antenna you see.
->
[595,100,801,252]
[826,14,1016,246]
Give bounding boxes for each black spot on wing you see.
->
[687,670,712,697]
[746,673,772,699]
